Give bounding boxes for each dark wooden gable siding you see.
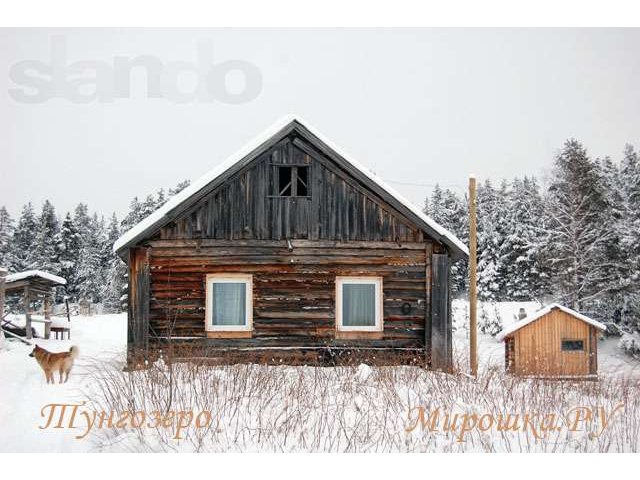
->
[157,133,424,243]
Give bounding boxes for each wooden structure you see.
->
[1,270,67,340]
[114,116,468,368]
[496,304,606,378]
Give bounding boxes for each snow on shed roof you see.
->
[496,303,606,342]
[113,114,469,258]
[5,270,67,286]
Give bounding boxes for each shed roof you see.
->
[5,270,67,286]
[113,115,469,259]
[496,303,606,342]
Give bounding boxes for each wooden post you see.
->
[44,294,52,339]
[469,175,478,377]
[24,286,32,340]
[44,295,52,320]
[65,297,71,323]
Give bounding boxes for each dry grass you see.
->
[83,350,640,452]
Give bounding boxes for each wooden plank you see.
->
[424,242,432,365]
[513,309,593,377]
[430,253,451,371]
[24,286,32,340]
[128,247,150,359]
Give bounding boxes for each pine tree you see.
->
[476,180,506,301]
[617,145,640,330]
[0,207,15,269]
[32,200,61,274]
[11,203,38,272]
[73,203,91,242]
[56,212,82,300]
[121,196,144,232]
[76,214,106,304]
[424,185,469,296]
[499,177,547,300]
[169,180,191,197]
[102,213,126,312]
[543,139,611,311]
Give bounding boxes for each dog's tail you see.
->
[69,346,79,359]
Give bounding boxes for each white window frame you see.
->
[335,276,383,332]
[205,274,253,332]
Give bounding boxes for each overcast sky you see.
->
[1,28,639,219]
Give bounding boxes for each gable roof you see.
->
[496,303,606,342]
[113,115,469,259]
[5,270,67,286]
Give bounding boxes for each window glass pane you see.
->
[561,340,584,351]
[212,282,246,326]
[342,283,376,327]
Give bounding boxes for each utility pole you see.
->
[469,175,478,377]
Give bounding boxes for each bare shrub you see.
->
[83,351,640,452]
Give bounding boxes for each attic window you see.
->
[273,165,309,197]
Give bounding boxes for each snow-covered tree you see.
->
[56,212,82,300]
[10,203,38,272]
[424,184,469,296]
[542,139,611,311]
[476,180,507,301]
[76,214,106,304]
[0,206,15,269]
[32,200,61,274]
[499,177,547,300]
[102,213,127,312]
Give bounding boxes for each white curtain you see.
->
[212,283,246,326]
[342,284,375,327]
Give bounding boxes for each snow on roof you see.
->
[5,270,67,285]
[496,303,606,342]
[113,114,469,257]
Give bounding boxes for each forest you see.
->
[0,139,638,336]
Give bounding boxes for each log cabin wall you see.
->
[512,309,597,377]
[145,239,430,363]
[125,128,455,366]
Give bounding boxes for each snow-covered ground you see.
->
[0,314,127,452]
[1,302,639,452]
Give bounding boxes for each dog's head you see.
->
[28,345,41,358]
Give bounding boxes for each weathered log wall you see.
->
[143,239,430,361]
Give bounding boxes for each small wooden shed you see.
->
[496,304,606,378]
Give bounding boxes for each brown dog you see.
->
[29,344,79,384]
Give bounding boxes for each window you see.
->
[561,339,584,352]
[336,277,383,332]
[205,274,252,332]
[273,165,309,197]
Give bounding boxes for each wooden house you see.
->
[496,303,606,378]
[113,115,468,368]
